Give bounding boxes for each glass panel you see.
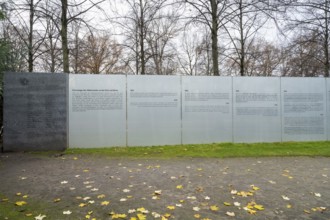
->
[69,74,126,148]
[127,75,181,146]
[182,76,232,144]
[281,77,327,141]
[233,77,281,142]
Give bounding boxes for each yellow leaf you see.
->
[112,213,127,219]
[97,194,105,199]
[176,185,183,189]
[248,209,257,214]
[161,216,168,220]
[252,186,260,191]
[254,205,264,211]
[163,213,171,218]
[304,209,311,214]
[194,214,201,218]
[101,201,110,206]
[137,213,146,220]
[86,215,91,219]
[223,202,231,206]
[210,205,219,211]
[23,195,28,199]
[2,198,9,202]
[83,169,89,172]
[15,201,27,206]
[16,192,22,196]
[54,198,61,203]
[180,200,185,203]
[130,218,137,220]
[79,203,87,207]
[88,211,94,215]
[286,204,292,209]
[25,213,33,217]
[167,205,175,210]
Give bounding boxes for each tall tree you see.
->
[280,0,330,77]
[223,0,270,76]
[184,0,233,76]
[5,0,45,72]
[112,0,169,75]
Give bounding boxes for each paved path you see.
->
[0,153,329,220]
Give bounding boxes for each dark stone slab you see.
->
[3,72,67,151]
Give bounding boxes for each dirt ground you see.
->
[0,153,329,220]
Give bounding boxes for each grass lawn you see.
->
[64,141,330,158]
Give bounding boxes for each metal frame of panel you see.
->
[327,78,330,141]
[127,75,181,146]
[233,77,281,143]
[69,74,126,148]
[182,76,232,144]
[281,77,327,141]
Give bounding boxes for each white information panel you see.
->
[233,77,281,142]
[281,78,327,141]
[127,75,181,146]
[327,78,330,141]
[69,75,126,148]
[182,76,232,144]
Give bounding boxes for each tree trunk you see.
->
[139,0,145,75]
[28,0,34,72]
[239,0,245,76]
[61,0,70,73]
[210,0,219,76]
[324,0,329,77]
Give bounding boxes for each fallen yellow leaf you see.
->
[194,214,201,218]
[248,209,257,214]
[176,185,183,189]
[167,205,175,210]
[137,213,146,220]
[79,203,87,207]
[15,201,27,206]
[97,194,105,199]
[210,205,219,211]
[254,205,264,211]
[54,198,61,203]
[223,202,231,206]
[101,201,110,206]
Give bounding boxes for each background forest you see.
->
[1,0,330,78]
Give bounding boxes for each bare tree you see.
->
[4,0,46,72]
[75,33,122,74]
[145,10,181,75]
[222,0,270,76]
[183,0,235,76]
[111,0,170,75]
[280,0,330,77]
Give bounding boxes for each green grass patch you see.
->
[63,141,330,158]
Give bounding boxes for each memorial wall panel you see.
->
[3,72,67,151]
[127,75,181,146]
[281,78,327,141]
[182,76,232,144]
[69,75,126,148]
[233,77,281,142]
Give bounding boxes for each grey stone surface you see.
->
[3,72,67,151]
